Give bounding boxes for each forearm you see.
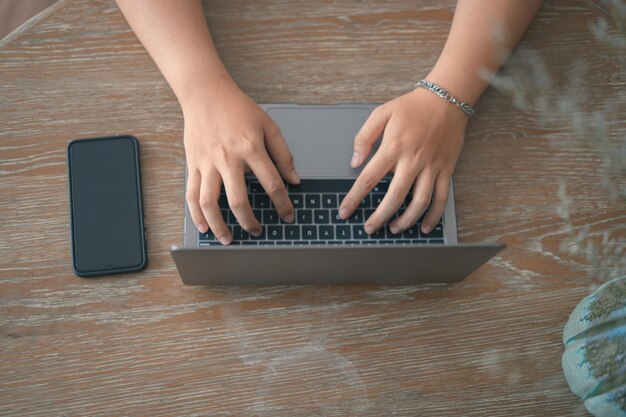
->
[115,0,231,105]
[427,0,543,105]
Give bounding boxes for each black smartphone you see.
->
[67,135,147,277]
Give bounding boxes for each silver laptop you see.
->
[171,104,504,285]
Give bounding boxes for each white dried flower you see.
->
[485,1,625,284]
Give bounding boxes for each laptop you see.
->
[171,104,504,285]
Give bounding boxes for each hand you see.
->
[339,88,467,235]
[182,76,300,245]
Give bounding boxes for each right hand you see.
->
[181,75,300,245]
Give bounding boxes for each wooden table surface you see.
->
[1,0,624,415]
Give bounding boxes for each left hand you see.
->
[339,87,468,235]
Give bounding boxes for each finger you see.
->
[339,150,394,219]
[422,174,450,234]
[247,152,295,223]
[351,106,390,168]
[390,170,435,234]
[264,118,300,184]
[198,168,232,245]
[222,168,262,236]
[364,164,415,234]
[185,168,208,233]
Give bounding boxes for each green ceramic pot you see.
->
[562,275,626,417]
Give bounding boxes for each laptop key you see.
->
[263,210,280,224]
[228,211,239,226]
[233,226,250,240]
[306,194,321,208]
[322,194,337,208]
[336,225,351,239]
[359,195,370,209]
[319,225,334,239]
[429,239,445,244]
[199,230,215,241]
[302,226,317,240]
[218,193,228,209]
[422,224,444,238]
[291,194,304,209]
[352,226,367,239]
[347,209,364,224]
[394,239,411,245]
[401,225,419,239]
[250,231,265,241]
[297,209,313,224]
[290,179,353,193]
[367,225,386,239]
[373,180,390,192]
[241,241,258,246]
[314,209,329,223]
[259,241,275,245]
[372,193,384,207]
[267,226,283,240]
[254,194,270,209]
[249,180,262,194]
[330,209,347,224]
[285,225,300,240]
[399,195,410,210]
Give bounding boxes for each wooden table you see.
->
[1,0,624,415]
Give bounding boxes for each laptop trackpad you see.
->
[266,106,374,179]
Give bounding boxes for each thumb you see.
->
[352,106,389,168]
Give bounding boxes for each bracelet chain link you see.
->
[415,79,475,117]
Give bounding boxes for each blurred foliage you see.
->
[481,0,625,284]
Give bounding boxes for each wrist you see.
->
[415,79,475,118]
[424,66,486,107]
[409,87,469,128]
[177,72,239,115]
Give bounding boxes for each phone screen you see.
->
[67,136,146,276]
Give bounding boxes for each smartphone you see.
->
[67,135,147,277]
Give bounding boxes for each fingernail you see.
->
[251,228,263,237]
[364,224,375,235]
[198,224,208,233]
[218,235,230,245]
[390,225,400,234]
[284,213,295,223]
[291,169,301,183]
[350,152,360,168]
[422,224,432,234]
[339,208,350,219]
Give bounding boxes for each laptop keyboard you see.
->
[198,178,444,246]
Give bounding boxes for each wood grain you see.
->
[0,0,59,41]
[0,0,624,416]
